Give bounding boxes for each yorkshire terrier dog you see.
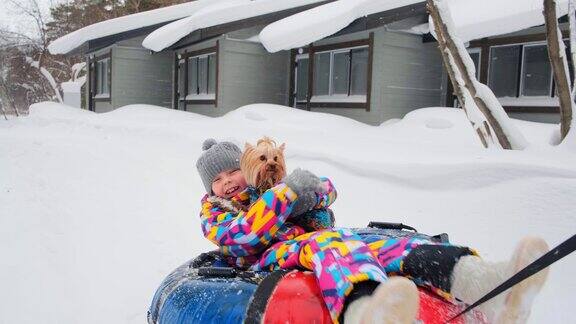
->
[240,137,286,193]
[240,137,335,231]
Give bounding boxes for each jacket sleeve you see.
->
[200,183,297,257]
[314,177,337,209]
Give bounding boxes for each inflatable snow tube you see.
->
[148,225,487,324]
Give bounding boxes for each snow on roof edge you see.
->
[259,0,424,53]
[141,0,327,52]
[429,0,570,43]
[48,1,208,55]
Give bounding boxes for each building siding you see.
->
[112,46,173,108]
[219,38,289,110]
[88,43,172,113]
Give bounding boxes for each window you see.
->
[350,47,369,95]
[487,42,565,100]
[176,47,218,107]
[313,52,330,96]
[488,45,521,98]
[521,44,552,97]
[468,48,481,80]
[93,56,110,98]
[312,46,369,100]
[291,38,372,109]
[184,53,216,100]
[295,55,309,103]
[178,59,186,101]
[331,50,350,95]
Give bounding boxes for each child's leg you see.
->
[369,236,549,323]
[345,277,419,324]
[254,228,388,323]
[452,237,549,323]
[367,237,475,296]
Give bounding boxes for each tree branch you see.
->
[544,0,574,141]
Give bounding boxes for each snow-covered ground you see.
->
[1,102,575,323]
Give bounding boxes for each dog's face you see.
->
[240,137,286,191]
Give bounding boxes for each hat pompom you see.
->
[202,138,217,151]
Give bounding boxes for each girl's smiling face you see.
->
[211,168,248,199]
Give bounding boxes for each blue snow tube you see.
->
[148,224,449,324]
[157,277,256,323]
[148,254,263,324]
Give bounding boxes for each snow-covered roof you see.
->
[431,0,570,43]
[259,0,423,53]
[141,0,327,52]
[50,0,572,56]
[48,0,210,55]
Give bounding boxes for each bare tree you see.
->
[0,46,20,116]
[0,103,7,120]
[427,0,527,149]
[0,0,80,111]
[545,0,575,142]
[1,0,187,113]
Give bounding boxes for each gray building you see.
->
[65,2,561,125]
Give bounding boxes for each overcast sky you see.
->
[0,0,68,37]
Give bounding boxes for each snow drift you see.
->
[0,102,575,323]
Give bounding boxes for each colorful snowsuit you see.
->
[199,179,473,323]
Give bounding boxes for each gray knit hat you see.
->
[196,138,242,193]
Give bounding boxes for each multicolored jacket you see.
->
[199,178,337,268]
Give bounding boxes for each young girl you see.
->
[196,139,549,324]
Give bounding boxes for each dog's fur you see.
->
[240,137,286,192]
[241,137,335,231]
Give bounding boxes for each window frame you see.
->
[184,53,216,100]
[459,32,574,113]
[294,53,310,104]
[518,42,554,98]
[486,40,565,109]
[174,43,219,109]
[312,45,369,103]
[89,51,112,104]
[290,34,374,111]
[467,47,482,80]
[487,43,523,99]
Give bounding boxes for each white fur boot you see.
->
[343,296,371,324]
[450,237,550,323]
[344,277,419,324]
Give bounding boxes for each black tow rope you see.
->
[447,234,576,323]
